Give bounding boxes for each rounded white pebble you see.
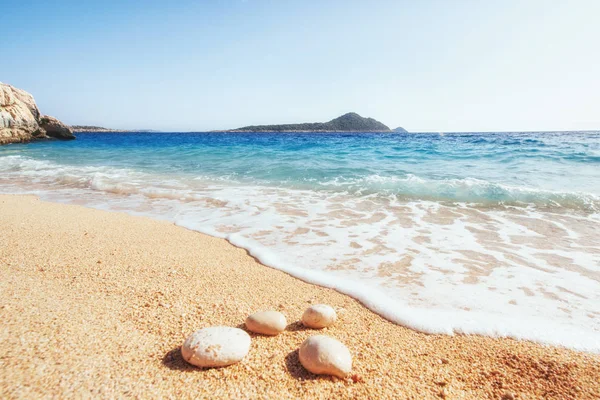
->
[181,326,251,368]
[302,304,337,328]
[245,311,287,335]
[299,335,352,378]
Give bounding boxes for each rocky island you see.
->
[225,112,392,132]
[0,82,74,145]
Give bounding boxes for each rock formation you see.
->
[39,116,76,140]
[0,82,74,145]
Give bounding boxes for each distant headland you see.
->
[222,112,404,133]
[71,125,159,133]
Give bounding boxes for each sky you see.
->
[2,0,599,132]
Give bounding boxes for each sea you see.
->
[1,131,599,352]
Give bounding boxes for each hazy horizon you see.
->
[70,119,600,134]
[4,0,599,132]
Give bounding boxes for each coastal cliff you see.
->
[0,82,74,144]
[227,112,391,132]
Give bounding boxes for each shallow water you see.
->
[1,131,599,351]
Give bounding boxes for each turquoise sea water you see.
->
[1,131,599,351]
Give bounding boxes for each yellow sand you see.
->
[0,195,598,399]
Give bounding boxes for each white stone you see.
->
[181,326,251,368]
[299,335,352,378]
[301,304,337,329]
[245,311,287,335]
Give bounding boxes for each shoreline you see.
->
[191,220,600,353]
[1,194,598,398]
[4,178,598,351]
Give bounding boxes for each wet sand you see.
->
[0,194,598,399]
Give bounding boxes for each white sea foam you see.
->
[1,155,599,352]
[316,174,600,211]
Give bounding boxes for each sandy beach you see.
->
[0,194,598,399]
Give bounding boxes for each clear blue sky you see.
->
[2,0,599,132]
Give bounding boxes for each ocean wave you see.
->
[1,155,598,212]
[1,154,600,352]
[314,174,600,212]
